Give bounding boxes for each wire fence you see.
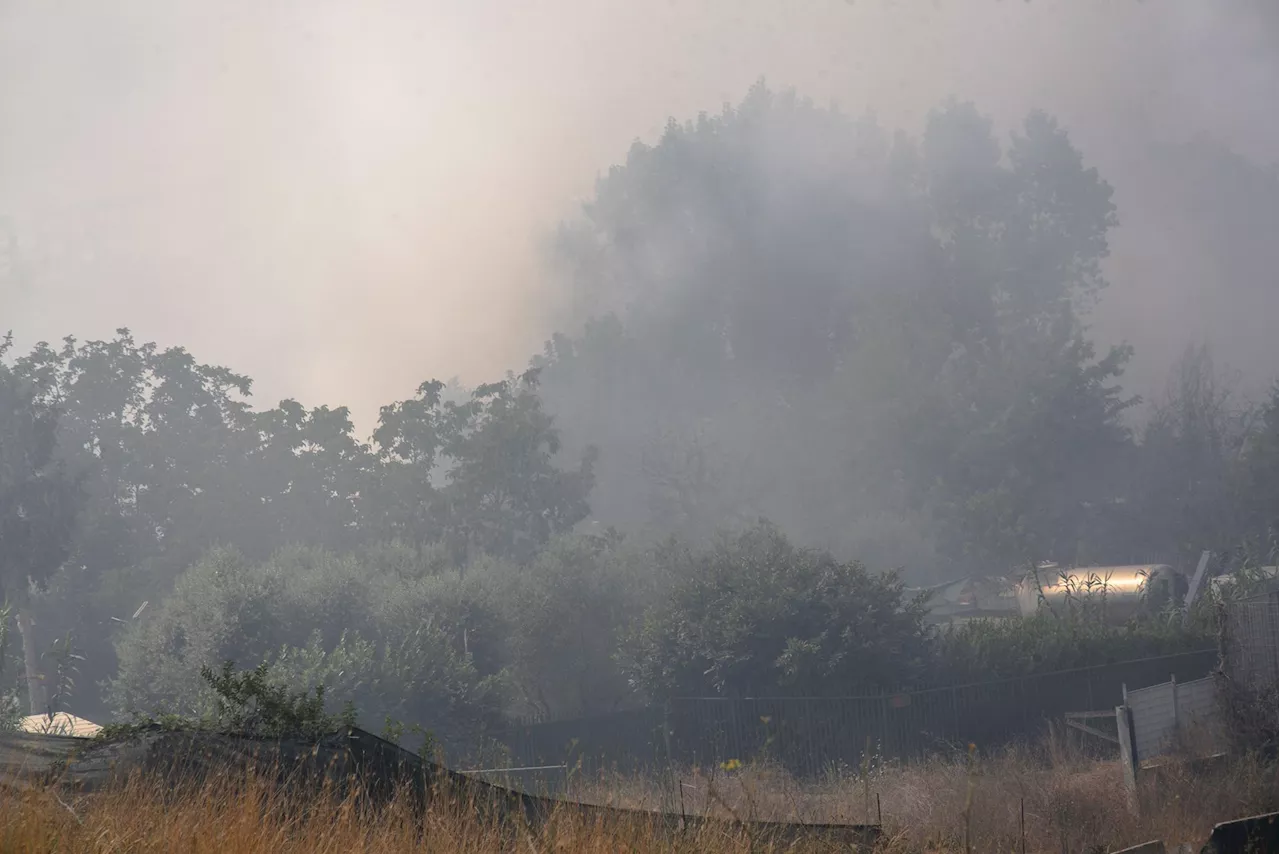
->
[495,649,1218,779]
[1220,590,1279,691]
[1215,589,1278,753]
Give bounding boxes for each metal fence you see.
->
[1221,590,1279,691]
[496,649,1218,778]
[1126,675,1224,763]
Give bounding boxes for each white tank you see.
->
[1014,564,1185,622]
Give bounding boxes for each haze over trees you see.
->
[536,86,1272,574]
[1,88,1274,748]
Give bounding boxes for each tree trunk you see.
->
[16,609,47,716]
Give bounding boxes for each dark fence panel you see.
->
[495,650,1218,779]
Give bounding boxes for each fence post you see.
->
[872,696,883,763]
[1270,592,1279,687]
[662,700,676,814]
[1182,549,1212,626]
[950,685,960,742]
[1116,703,1140,816]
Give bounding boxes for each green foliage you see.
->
[621,521,933,698]
[108,547,508,747]
[0,602,19,731]
[620,524,1215,700]
[1230,384,1279,566]
[41,630,84,718]
[930,614,1209,686]
[502,532,655,719]
[2,83,1277,735]
[97,661,357,741]
[4,329,594,719]
[1121,348,1278,570]
[371,371,597,564]
[0,334,86,599]
[200,660,357,739]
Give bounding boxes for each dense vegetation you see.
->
[1,87,1275,749]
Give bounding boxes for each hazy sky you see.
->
[2,0,1275,428]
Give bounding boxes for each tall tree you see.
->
[372,371,597,564]
[5,330,377,718]
[247,400,376,552]
[538,85,1136,575]
[1126,343,1254,571]
[439,371,597,564]
[0,334,84,713]
[1233,385,1279,564]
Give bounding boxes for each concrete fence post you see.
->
[1116,703,1140,816]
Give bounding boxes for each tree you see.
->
[0,334,84,713]
[537,85,1137,577]
[248,399,377,552]
[820,103,1136,571]
[373,371,597,564]
[369,379,449,549]
[909,334,1136,570]
[1232,384,1278,564]
[6,330,376,719]
[1126,343,1254,571]
[620,521,932,699]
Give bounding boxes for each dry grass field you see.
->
[569,726,1276,852]
[1,728,1274,853]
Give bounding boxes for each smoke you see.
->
[1,0,1274,427]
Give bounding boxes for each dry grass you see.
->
[1,729,1274,853]
[0,771,861,854]
[566,725,1277,852]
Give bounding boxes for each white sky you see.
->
[2,0,1275,429]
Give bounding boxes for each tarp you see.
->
[0,727,881,847]
[19,712,102,737]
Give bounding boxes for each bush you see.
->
[199,660,357,738]
[620,521,932,698]
[109,546,507,750]
[500,532,655,719]
[930,612,1212,685]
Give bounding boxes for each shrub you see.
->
[620,521,932,698]
[930,612,1211,685]
[109,546,507,750]
[500,532,655,719]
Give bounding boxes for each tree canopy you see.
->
[0,85,1273,741]
[0,335,84,603]
[535,86,1142,574]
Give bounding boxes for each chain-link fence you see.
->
[496,649,1218,779]
[1220,590,1279,691]
[1216,589,1279,753]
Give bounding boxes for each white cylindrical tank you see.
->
[1014,565,1185,622]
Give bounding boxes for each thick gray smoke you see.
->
[2,2,1276,736]
[1,0,1275,423]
